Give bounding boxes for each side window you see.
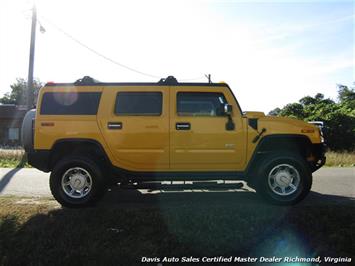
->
[115,92,162,116]
[177,92,227,117]
[40,92,101,115]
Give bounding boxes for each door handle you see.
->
[108,122,123,130]
[176,122,190,130]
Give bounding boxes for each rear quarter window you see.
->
[40,92,101,115]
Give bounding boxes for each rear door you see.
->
[170,86,246,171]
[98,86,169,172]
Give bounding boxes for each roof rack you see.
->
[157,76,178,85]
[47,75,227,87]
[74,75,179,86]
[74,76,100,86]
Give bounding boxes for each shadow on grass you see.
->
[99,187,262,207]
[1,189,354,265]
[98,186,355,207]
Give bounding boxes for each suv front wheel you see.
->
[255,153,312,205]
[50,156,106,208]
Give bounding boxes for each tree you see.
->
[279,103,305,119]
[268,85,355,151]
[268,107,281,116]
[0,78,42,106]
[299,96,317,106]
[337,84,355,110]
[314,93,324,101]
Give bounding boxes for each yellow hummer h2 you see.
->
[22,76,326,207]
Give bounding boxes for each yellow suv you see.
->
[22,76,326,207]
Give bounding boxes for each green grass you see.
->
[0,195,354,265]
[0,159,30,168]
[0,149,30,168]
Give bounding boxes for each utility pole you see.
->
[27,4,37,110]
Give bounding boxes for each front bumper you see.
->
[310,143,327,172]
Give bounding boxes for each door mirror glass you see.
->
[224,104,232,115]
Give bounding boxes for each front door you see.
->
[170,86,246,171]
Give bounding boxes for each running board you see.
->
[119,181,244,190]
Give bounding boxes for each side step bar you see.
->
[119,181,244,190]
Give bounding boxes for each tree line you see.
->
[268,84,355,151]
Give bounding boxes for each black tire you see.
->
[255,152,312,205]
[50,156,106,208]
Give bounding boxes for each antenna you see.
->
[205,74,211,83]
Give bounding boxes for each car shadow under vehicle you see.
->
[97,185,355,208]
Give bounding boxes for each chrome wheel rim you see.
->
[268,164,300,196]
[61,167,92,199]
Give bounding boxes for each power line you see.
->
[39,16,161,79]
[38,16,206,81]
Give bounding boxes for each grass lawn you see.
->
[325,151,355,167]
[0,149,30,168]
[0,193,354,265]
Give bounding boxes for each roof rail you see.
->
[157,76,178,85]
[74,76,100,86]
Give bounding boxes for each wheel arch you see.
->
[245,134,313,187]
[49,138,112,173]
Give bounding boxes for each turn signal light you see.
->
[301,128,315,133]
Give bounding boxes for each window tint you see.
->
[40,92,101,115]
[115,92,162,116]
[177,92,227,116]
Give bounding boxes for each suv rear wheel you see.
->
[255,153,312,205]
[50,156,106,208]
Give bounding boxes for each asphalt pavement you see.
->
[0,167,354,201]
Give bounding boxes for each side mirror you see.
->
[223,104,234,130]
[224,104,232,115]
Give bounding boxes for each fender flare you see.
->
[245,134,313,185]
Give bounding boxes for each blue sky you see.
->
[0,0,353,112]
[217,1,353,59]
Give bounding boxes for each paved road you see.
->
[0,167,354,199]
